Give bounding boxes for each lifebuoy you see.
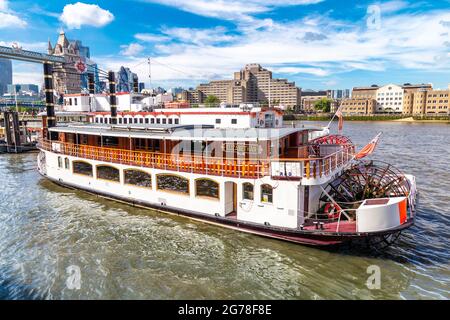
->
[324,202,341,220]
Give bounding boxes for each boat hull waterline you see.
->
[40,172,415,247]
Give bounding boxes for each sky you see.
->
[1,0,450,91]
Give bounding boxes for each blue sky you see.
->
[1,0,450,90]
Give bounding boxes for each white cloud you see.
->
[272,67,330,77]
[0,0,7,11]
[120,43,145,56]
[162,26,236,45]
[0,0,27,28]
[135,33,170,42]
[143,0,323,21]
[0,12,27,28]
[60,2,114,29]
[0,41,47,51]
[98,8,450,88]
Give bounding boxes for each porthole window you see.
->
[242,183,254,200]
[157,174,189,194]
[261,184,273,203]
[96,165,120,182]
[73,161,93,176]
[124,169,152,188]
[195,179,219,199]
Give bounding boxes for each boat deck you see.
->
[303,220,357,233]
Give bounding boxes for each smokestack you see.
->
[133,76,139,93]
[43,62,56,139]
[88,73,95,94]
[108,71,117,125]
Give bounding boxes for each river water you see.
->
[0,122,449,300]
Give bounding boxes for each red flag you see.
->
[354,133,382,160]
[336,105,343,133]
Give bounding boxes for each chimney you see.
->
[108,71,117,125]
[43,62,56,139]
[88,73,95,94]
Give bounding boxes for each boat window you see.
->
[242,183,254,200]
[124,169,151,188]
[156,118,161,124]
[64,158,70,169]
[58,156,62,168]
[140,118,144,124]
[124,118,128,124]
[153,139,160,151]
[157,174,189,194]
[231,119,237,124]
[215,119,221,124]
[168,118,173,124]
[195,179,219,199]
[145,118,149,124]
[102,136,119,147]
[261,184,273,203]
[96,165,120,182]
[162,118,167,124]
[151,118,155,124]
[73,161,93,176]
[174,118,179,124]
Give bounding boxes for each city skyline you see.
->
[1,0,450,90]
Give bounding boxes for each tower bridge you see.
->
[0,45,65,64]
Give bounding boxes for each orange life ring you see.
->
[324,203,341,220]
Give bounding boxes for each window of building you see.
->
[96,165,120,182]
[261,184,273,203]
[156,174,189,194]
[73,161,93,176]
[58,156,63,168]
[242,183,254,200]
[195,179,219,199]
[64,158,70,169]
[124,169,151,188]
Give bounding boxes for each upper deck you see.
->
[39,123,355,184]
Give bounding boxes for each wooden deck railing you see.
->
[38,139,355,180]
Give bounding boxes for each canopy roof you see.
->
[49,123,325,142]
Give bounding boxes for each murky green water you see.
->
[0,122,449,299]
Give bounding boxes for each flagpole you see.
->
[326,100,342,129]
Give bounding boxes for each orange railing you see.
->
[38,139,355,180]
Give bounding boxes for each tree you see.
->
[314,98,332,113]
[204,95,220,106]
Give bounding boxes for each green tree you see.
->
[204,95,220,106]
[314,98,332,113]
